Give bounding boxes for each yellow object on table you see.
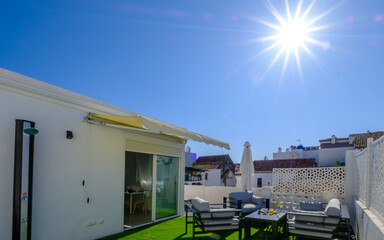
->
[269,209,274,215]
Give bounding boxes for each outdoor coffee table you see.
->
[244,211,286,240]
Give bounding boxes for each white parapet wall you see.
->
[184,185,264,204]
[347,136,384,240]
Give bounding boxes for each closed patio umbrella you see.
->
[240,141,253,191]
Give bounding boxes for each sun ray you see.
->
[307,23,334,33]
[300,43,325,71]
[294,0,303,20]
[264,0,287,26]
[250,35,280,43]
[260,46,286,81]
[285,0,292,22]
[281,48,291,78]
[301,0,317,21]
[253,17,282,31]
[245,41,281,64]
[294,46,303,82]
[305,3,341,27]
[254,41,281,57]
[303,36,327,48]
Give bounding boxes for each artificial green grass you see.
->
[98,216,289,240]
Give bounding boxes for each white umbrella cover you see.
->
[240,141,253,191]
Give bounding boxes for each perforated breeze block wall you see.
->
[271,167,345,210]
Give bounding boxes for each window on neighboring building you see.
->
[257,178,262,188]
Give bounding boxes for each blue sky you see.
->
[1,0,384,162]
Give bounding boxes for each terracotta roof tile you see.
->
[192,154,236,173]
[350,132,384,148]
[253,158,317,172]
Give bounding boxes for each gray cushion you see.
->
[210,209,235,218]
[325,198,341,216]
[202,218,239,226]
[300,201,323,211]
[191,197,210,212]
[200,213,211,219]
[295,215,340,225]
[251,196,265,205]
[229,191,252,203]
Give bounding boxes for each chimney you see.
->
[186,146,191,152]
[286,148,290,152]
[278,147,282,153]
[331,135,336,144]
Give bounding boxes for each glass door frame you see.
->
[151,154,181,223]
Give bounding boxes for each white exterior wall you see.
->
[302,149,319,163]
[318,146,354,166]
[252,173,273,187]
[0,78,185,240]
[225,171,237,187]
[203,170,222,186]
[274,149,319,162]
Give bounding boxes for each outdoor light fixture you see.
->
[23,127,39,135]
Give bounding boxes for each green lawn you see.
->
[98,216,288,240]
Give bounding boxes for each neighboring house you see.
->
[192,154,237,187]
[350,131,384,149]
[0,68,229,240]
[252,158,317,187]
[273,145,319,163]
[318,135,355,166]
[273,131,384,167]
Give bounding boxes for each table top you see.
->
[125,191,146,195]
[245,211,287,222]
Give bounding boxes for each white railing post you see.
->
[366,138,373,209]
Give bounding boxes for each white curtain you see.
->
[136,153,152,192]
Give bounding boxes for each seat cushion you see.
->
[325,198,341,216]
[229,191,253,203]
[191,197,210,212]
[202,218,239,226]
[300,201,323,211]
[210,209,235,218]
[295,215,340,225]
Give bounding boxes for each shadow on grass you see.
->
[98,216,290,240]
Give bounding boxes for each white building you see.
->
[192,155,237,187]
[318,135,354,166]
[273,145,319,163]
[0,68,229,240]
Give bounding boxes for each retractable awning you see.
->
[88,114,230,150]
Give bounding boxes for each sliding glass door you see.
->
[155,156,179,220]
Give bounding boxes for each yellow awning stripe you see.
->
[88,115,145,129]
[87,114,230,150]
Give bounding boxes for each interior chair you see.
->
[133,193,151,214]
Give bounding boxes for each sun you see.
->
[252,0,337,80]
[278,20,308,48]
